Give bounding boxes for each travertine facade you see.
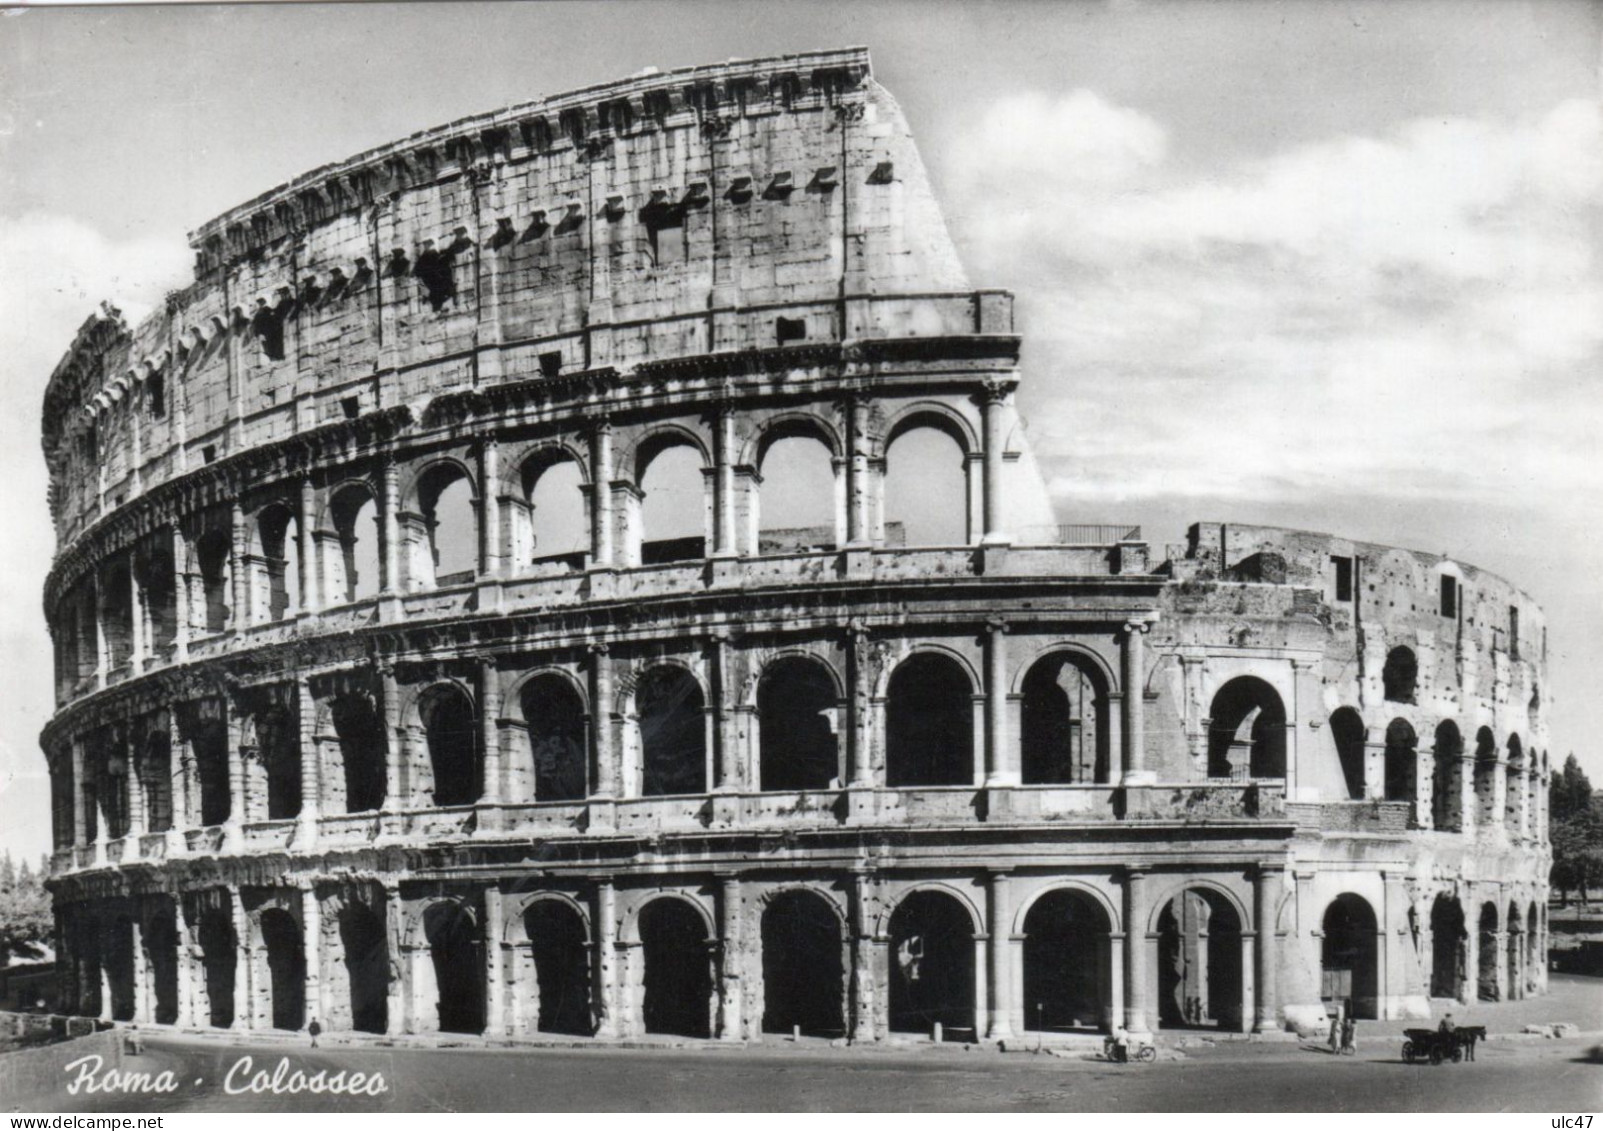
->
[40,49,1548,1044]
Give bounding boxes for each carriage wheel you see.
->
[1430,1047,1443,1065]
[1402,1041,1415,1062]
[1136,1045,1156,1063]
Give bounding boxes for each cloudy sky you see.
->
[0,0,1597,860]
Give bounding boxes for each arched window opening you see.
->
[1384,718,1417,804]
[331,694,387,814]
[888,891,975,1038]
[1525,901,1540,997]
[1504,735,1526,831]
[260,908,305,1031]
[1022,890,1111,1034]
[421,685,481,808]
[1207,677,1286,779]
[189,717,230,827]
[1433,721,1463,830]
[339,902,389,1034]
[99,561,135,671]
[198,908,236,1029]
[1382,646,1418,704]
[638,442,706,564]
[523,456,588,570]
[258,706,301,821]
[103,917,136,1022]
[761,891,845,1038]
[1157,890,1244,1031]
[425,902,485,1034]
[1021,653,1110,785]
[419,464,478,586]
[256,506,300,621]
[195,529,231,634]
[638,898,713,1038]
[1321,894,1379,1019]
[1473,728,1498,826]
[1477,903,1500,1001]
[522,675,587,802]
[525,901,592,1035]
[1429,895,1466,1000]
[330,488,380,604]
[138,544,178,655]
[883,426,966,547]
[146,905,180,1025]
[1330,708,1367,800]
[757,657,839,791]
[637,666,706,796]
[756,433,837,553]
[885,654,974,787]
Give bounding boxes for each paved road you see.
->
[15,1030,1600,1113]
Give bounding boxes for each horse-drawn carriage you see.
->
[1402,1026,1485,1064]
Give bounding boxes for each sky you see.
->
[0,0,1598,860]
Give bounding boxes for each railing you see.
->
[1016,524,1142,545]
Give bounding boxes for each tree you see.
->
[1550,758,1603,905]
[1551,754,1594,822]
[0,851,51,967]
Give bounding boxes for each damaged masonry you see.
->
[39,48,1549,1045]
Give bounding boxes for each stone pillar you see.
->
[229,502,248,630]
[1123,866,1151,1035]
[170,528,190,662]
[594,880,618,1038]
[479,658,503,807]
[70,740,86,848]
[717,874,743,1040]
[846,398,871,547]
[296,678,320,847]
[231,889,250,1030]
[986,870,1015,1040]
[484,886,505,1035]
[712,635,737,791]
[380,666,402,810]
[590,644,616,799]
[1121,620,1152,784]
[297,478,319,613]
[850,869,877,1042]
[176,899,197,1027]
[590,422,614,568]
[384,883,404,1035]
[302,886,322,1029]
[980,385,1010,544]
[125,729,146,840]
[848,623,875,788]
[128,557,146,675]
[479,440,502,580]
[223,698,243,847]
[1255,863,1282,1031]
[130,916,149,1023]
[380,457,400,595]
[91,573,107,689]
[714,405,737,557]
[984,618,1015,787]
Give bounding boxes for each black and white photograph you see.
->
[0,0,1599,1115]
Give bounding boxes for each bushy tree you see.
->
[0,850,52,965]
[1550,756,1603,905]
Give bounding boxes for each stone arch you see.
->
[521,895,593,1035]
[515,444,590,569]
[1525,899,1541,996]
[634,894,716,1038]
[757,654,841,791]
[886,887,978,1038]
[744,410,843,467]
[1144,878,1252,938]
[882,409,972,547]
[1505,734,1526,831]
[1474,726,1498,826]
[879,401,979,458]
[193,525,232,632]
[626,423,713,483]
[1433,720,1464,830]
[1154,886,1245,1031]
[257,907,305,1031]
[327,691,388,814]
[411,459,479,586]
[326,482,381,603]
[1477,901,1501,1001]
[1321,893,1380,1019]
[197,904,236,1029]
[516,670,589,802]
[414,681,482,807]
[885,650,976,787]
[1384,718,1417,803]
[252,501,300,620]
[1330,706,1367,800]
[752,422,839,550]
[1506,901,1524,1000]
[876,881,985,941]
[1207,676,1287,779]
[102,914,137,1022]
[1021,886,1115,1034]
[632,663,707,797]
[337,898,388,1034]
[1382,646,1418,704]
[1429,892,1467,1000]
[634,429,709,563]
[1010,640,1120,696]
[144,900,180,1025]
[760,887,847,1038]
[413,897,485,1034]
[1020,648,1113,785]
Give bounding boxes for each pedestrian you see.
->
[1328,1001,1344,1053]
[1343,1016,1357,1055]
[1464,1027,1476,1062]
[308,1016,322,1049]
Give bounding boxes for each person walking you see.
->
[308,1016,322,1049]
[1328,1001,1344,1053]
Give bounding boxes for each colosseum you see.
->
[39,47,1550,1046]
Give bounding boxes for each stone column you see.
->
[297,478,319,613]
[1255,863,1282,1031]
[848,623,875,788]
[850,869,877,1042]
[1124,866,1151,1035]
[380,457,400,595]
[223,698,243,848]
[70,740,86,848]
[1381,870,1407,1018]
[302,886,322,1029]
[380,666,402,810]
[594,880,618,1038]
[712,635,737,791]
[383,883,405,1035]
[590,644,616,799]
[91,573,107,689]
[1121,619,1153,784]
[479,440,502,580]
[128,556,146,675]
[590,422,614,568]
[130,916,149,1023]
[231,890,250,1030]
[171,528,191,662]
[717,874,743,1040]
[980,385,1010,544]
[479,658,503,807]
[176,899,197,1027]
[986,870,1015,1039]
[484,886,505,1035]
[985,618,1015,786]
[229,502,248,630]
[296,677,320,847]
[125,728,147,841]
[846,398,872,547]
[714,405,737,557]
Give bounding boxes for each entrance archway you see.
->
[198,908,236,1029]
[760,890,845,1037]
[1156,889,1244,1031]
[103,917,136,1023]
[526,900,592,1035]
[1477,903,1500,1001]
[425,902,485,1034]
[1022,889,1111,1033]
[339,902,388,1034]
[887,890,976,1038]
[260,908,306,1031]
[1321,894,1379,1019]
[638,898,713,1038]
[1429,894,1466,1000]
[146,906,180,1025]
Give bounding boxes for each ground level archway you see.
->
[887,890,976,1039]
[760,890,845,1038]
[638,898,713,1038]
[1321,894,1379,1019]
[1022,889,1111,1033]
[1156,889,1244,1031]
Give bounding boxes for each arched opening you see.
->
[195,528,231,633]
[418,463,478,586]
[330,487,381,603]
[638,440,706,564]
[331,694,388,814]
[142,731,173,833]
[339,902,389,1034]
[1432,721,1463,830]
[103,916,136,1022]
[760,890,845,1038]
[1207,677,1286,779]
[198,908,236,1029]
[1157,889,1244,1031]
[1506,903,1523,1000]
[421,684,482,808]
[885,653,974,787]
[1022,889,1111,1034]
[138,543,178,655]
[757,657,839,791]
[73,917,102,1017]
[1429,894,1466,1000]
[1330,708,1367,800]
[638,898,713,1038]
[883,425,967,546]
[1525,900,1540,996]
[1477,902,1500,1001]
[257,706,301,821]
[425,902,485,1034]
[637,666,706,797]
[99,560,134,670]
[189,717,230,827]
[256,505,300,620]
[260,908,306,1031]
[1505,735,1526,832]
[756,431,837,552]
[888,891,976,1038]
[525,900,592,1035]
[521,675,588,802]
[1321,894,1379,1019]
[146,905,180,1025]
[1384,718,1417,804]
[1382,646,1418,703]
[1474,728,1498,827]
[522,455,588,570]
[1021,652,1111,785]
